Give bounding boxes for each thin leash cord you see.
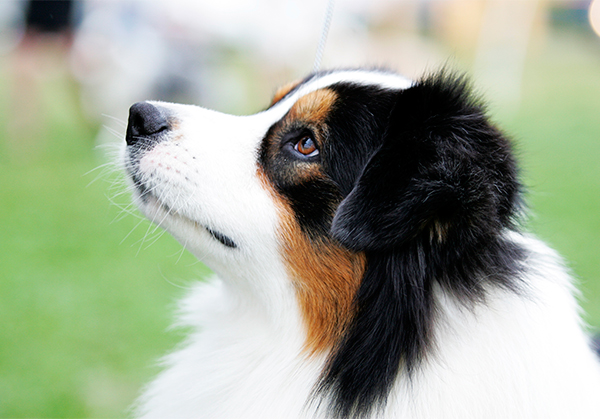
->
[312,0,336,74]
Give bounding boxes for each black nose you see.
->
[126,102,170,146]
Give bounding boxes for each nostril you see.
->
[126,102,170,146]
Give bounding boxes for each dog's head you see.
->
[124,69,524,418]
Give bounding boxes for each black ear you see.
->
[318,72,525,419]
[331,72,521,252]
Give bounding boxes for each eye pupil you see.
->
[295,136,318,156]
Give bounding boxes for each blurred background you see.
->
[0,0,599,416]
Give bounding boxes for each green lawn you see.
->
[0,63,209,417]
[506,32,600,325]
[1,30,599,417]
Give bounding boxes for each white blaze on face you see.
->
[136,105,276,240]
[126,101,301,326]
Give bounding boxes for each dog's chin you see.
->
[133,188,196,230]
[134,191,238,251]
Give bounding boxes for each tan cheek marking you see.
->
[284,218,366,355]
[288,89,338,124]
[257,169,366,355]
[271,80,302,106]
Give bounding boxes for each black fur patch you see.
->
[262,70,526,419]
[322,72,525,418]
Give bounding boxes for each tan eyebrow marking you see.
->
[271,80,302,106]
[287,89,337,124]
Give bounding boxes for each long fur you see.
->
[319,73,526,418]
[123,68,600,419]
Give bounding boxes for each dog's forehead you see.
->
[271,70,412,112]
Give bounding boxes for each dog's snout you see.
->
[126,102,170,145]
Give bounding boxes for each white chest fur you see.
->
[134,236,600,419]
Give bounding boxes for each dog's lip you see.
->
[204,227,237,248]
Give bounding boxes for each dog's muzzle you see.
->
[126,102,170,146]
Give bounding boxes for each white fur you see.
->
[126,71,600,418]
[133,236,600,419]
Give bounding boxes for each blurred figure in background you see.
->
[25,0,73,35]
[69,1,204,145]
[7,0,75,159]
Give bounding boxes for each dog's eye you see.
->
[294,136,319,157]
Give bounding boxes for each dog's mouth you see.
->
[129,171,151,203]
[204,227,237,248]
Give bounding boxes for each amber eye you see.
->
[294,136,319,157]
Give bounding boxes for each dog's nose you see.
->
[126,102,170,146]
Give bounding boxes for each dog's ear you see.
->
[331,72,520,252]
[318,73,525,419]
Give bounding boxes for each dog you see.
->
[123,68,600,419]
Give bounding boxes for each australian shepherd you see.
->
[123,69,600,419]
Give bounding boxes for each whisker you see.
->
[104,125,125,140]
[102,114,128,128]
[157,265,193,290]
[144,229,168,250]
[174,242,188,265]
[135,221,161,256]
[120,217,148,246]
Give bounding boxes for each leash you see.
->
[312,0,336,73]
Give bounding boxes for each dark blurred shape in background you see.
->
[25,0,73,34]
[6,0,75,159]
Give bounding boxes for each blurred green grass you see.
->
[0,57,209,417]
[0,31,599,417]
[505,32,600,325]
